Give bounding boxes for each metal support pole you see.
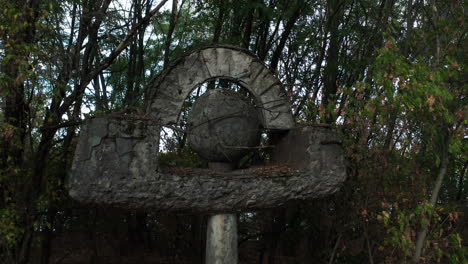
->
[206,162,238,264]
[206,214,238,264]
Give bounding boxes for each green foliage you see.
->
[0,207,22,247]
[158,150,207,168]
[0,0,466,263]
[378,202,466,263]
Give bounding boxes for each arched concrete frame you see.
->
[147,46,294,130]
[68,46,346,212]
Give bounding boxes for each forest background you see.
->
[0,0,466,263]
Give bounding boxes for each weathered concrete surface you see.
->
[188,89,261,162]
[147,45,294,130]
[205,162,238,264]
[206,214,238,264]
[68,116,160,204]
[68,117,346,213]
[272,125,347,196]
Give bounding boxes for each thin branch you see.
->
[85,0,169,83]
[58,0,169,116]
[39,120,83,132]
[328,234,342,264]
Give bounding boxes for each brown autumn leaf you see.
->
[384,39,394,50]
[450,61,460,70]
[427,95,436,111]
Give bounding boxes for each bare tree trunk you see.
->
[255,0,275,61]
[207,0,225,90]
[242,0,256,49]
[412,2,444,260]
[412,146,449,262]
[269,0,303,71]
[164,0,179,67]
[383,109,397,151]
[321,0,343,123]
[294,33,327,118]
[124,0,149,109]
[212,0,225,44]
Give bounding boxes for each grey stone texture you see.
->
[272,125,347,196]
[187,89,261,162]
[68,46,347,212]
[68,117,346,212]
[147,45,294,130]
[68,116,160,205]
[206,214,238,264]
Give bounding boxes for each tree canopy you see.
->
[0,0,466,263]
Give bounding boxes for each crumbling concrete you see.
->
[147,45,294,130]
[68,117,346,213]
[68,46,347,213]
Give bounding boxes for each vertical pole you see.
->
[206,162,238,264]
[206,214,238,264]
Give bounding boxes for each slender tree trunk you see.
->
[412,144,449,262]
[321,0,343,123]
[212,0,225,43]
[164,0,178,67]
[383,109,397,151]
[404,0,415,55]
[456,162,467,201]
[242,0,255,49]
[269,0,303,71]
[255,0,275,61]
[207,0,225,91]
[413,2,445,260]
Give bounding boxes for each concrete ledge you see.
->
[68,117,346,213]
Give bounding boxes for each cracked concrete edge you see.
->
[68,117,346,212]
[69,167,346,213]
[146,46,294,130]
[147,45,271,101]
[67,117,160,196]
